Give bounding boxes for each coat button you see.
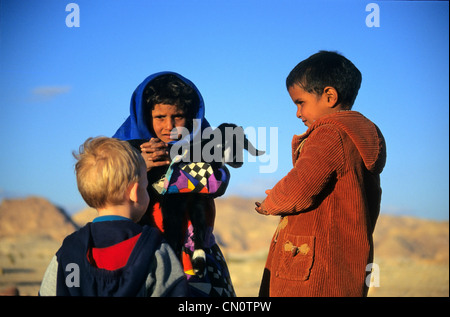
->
[298,243,310,255]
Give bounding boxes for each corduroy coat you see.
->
[259,111,386,297]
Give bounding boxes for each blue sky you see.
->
[0,0,448,220]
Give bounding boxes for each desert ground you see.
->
[0,196,448,297]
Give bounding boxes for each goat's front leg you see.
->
[188,195,207,277]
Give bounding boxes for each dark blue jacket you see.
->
[40,219,188,296]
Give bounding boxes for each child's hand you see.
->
[255,189,272,215]
[140,138,171,171]
[255,201,269,215]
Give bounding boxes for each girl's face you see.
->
[151,103,187,143]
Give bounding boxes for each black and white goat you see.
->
[130,123,264,276]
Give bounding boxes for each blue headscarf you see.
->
[113,71,210,147]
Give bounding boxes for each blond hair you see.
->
[73,137,146,209]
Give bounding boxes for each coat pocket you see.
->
[275,234,315,281]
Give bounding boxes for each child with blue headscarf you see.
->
[114,72,235,297]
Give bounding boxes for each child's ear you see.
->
[323,87,339,108]
[128,182,139,203]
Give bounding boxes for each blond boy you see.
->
[39,137,187,296]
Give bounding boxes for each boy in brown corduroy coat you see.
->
[255,51,386,297]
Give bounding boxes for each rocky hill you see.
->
[374,214,449,263]
[0,196,78,241]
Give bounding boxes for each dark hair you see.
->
[286,51,362,109]
[143,74,200,121]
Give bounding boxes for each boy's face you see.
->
[132,166,150,222]
[288,85,338,128]
[151,104,187,143]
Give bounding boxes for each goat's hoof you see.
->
[192,249,206,277]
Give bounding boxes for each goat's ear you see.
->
[244,135,265,156]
